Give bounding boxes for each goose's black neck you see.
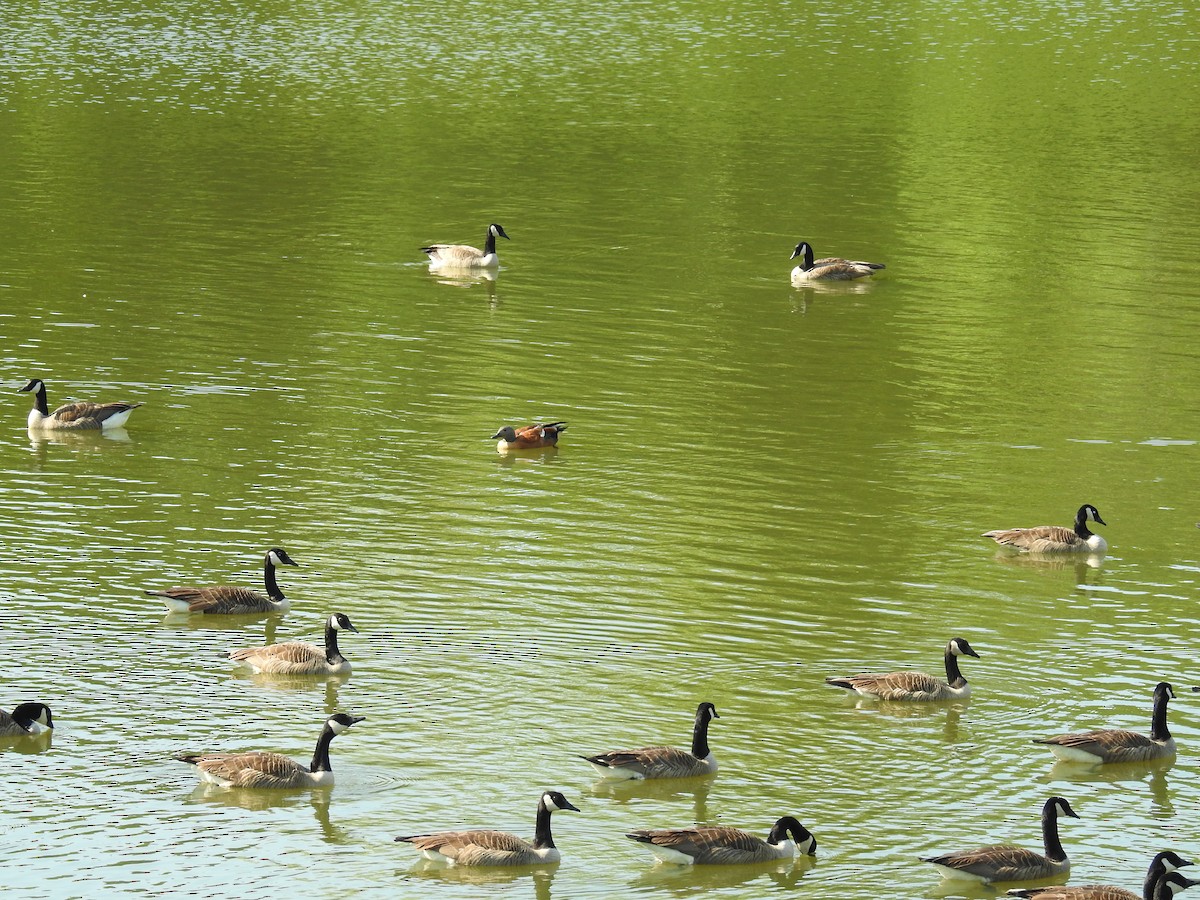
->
[310,725,337,773]
[691,709,713,759]
[944,646,967,688]
[1151,687,1172,742]
[1073,510,1095,540]
[324,620,346,664]
[263,558,284,601]
[483,228,497,256]
[532,799,556,850]
[797,244,814,271]
[30,383,49,416]
[1041,804,1068,863]
[1144,858,1169,900]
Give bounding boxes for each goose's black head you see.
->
[1078,504,1106,527]
[541,790,580,813]
[948,637,981,659]
[330,613,358,633]
[327,713,365,735]
[489,224,510,241]
[10,702,53,730]
[266,548,298,568]
[696,701,719,721]
[1045,796,1080,820]
[17,378,44,394]
[790,241,812,262]
[769,816,817,854]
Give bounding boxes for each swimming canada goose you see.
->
[0,702,54,737]
[1005,850,1194,899]
[395,791,580,866]
[626,816,816,865]
[421,223,509,269]
[825,637,981,701]
[492,422,567,452]
[789,241,885,282]
[228,613,358,675]
[146,548,298,615]
[922,796,1080,883]
[1033,682,1178,764]
[984,504,1108,553]
[176,713,364,788]
[581,701,719,780]
[18,377,142,430]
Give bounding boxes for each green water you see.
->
[2,1,1200,898]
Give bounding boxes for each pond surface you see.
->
[2,1,1200,898]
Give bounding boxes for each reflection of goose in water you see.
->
[632,854,815,893]
[989,550,1106,582]
[163,615,284,640]
[586,772,712,822]
[404,859,556,900]
[188,783,348,841]
[27,426,133,450]
[1046,756,1174,818]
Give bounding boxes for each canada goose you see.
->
[984,504,1107,553]
[492,422,567,452]
[228,613,358,675]
[1006,850,1194,899]
[921,796,1080,883]
[421,223,509,269]
[1034,682,1178,764]
[147,548,298,615]
[18,377,141,430]
[0,702,54,737]
[176,713,364,788]
[789,242,885,282]
[825,637,981,701]
[626,816,816,865]
[395,791,580,866]
[582,701,719,780]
